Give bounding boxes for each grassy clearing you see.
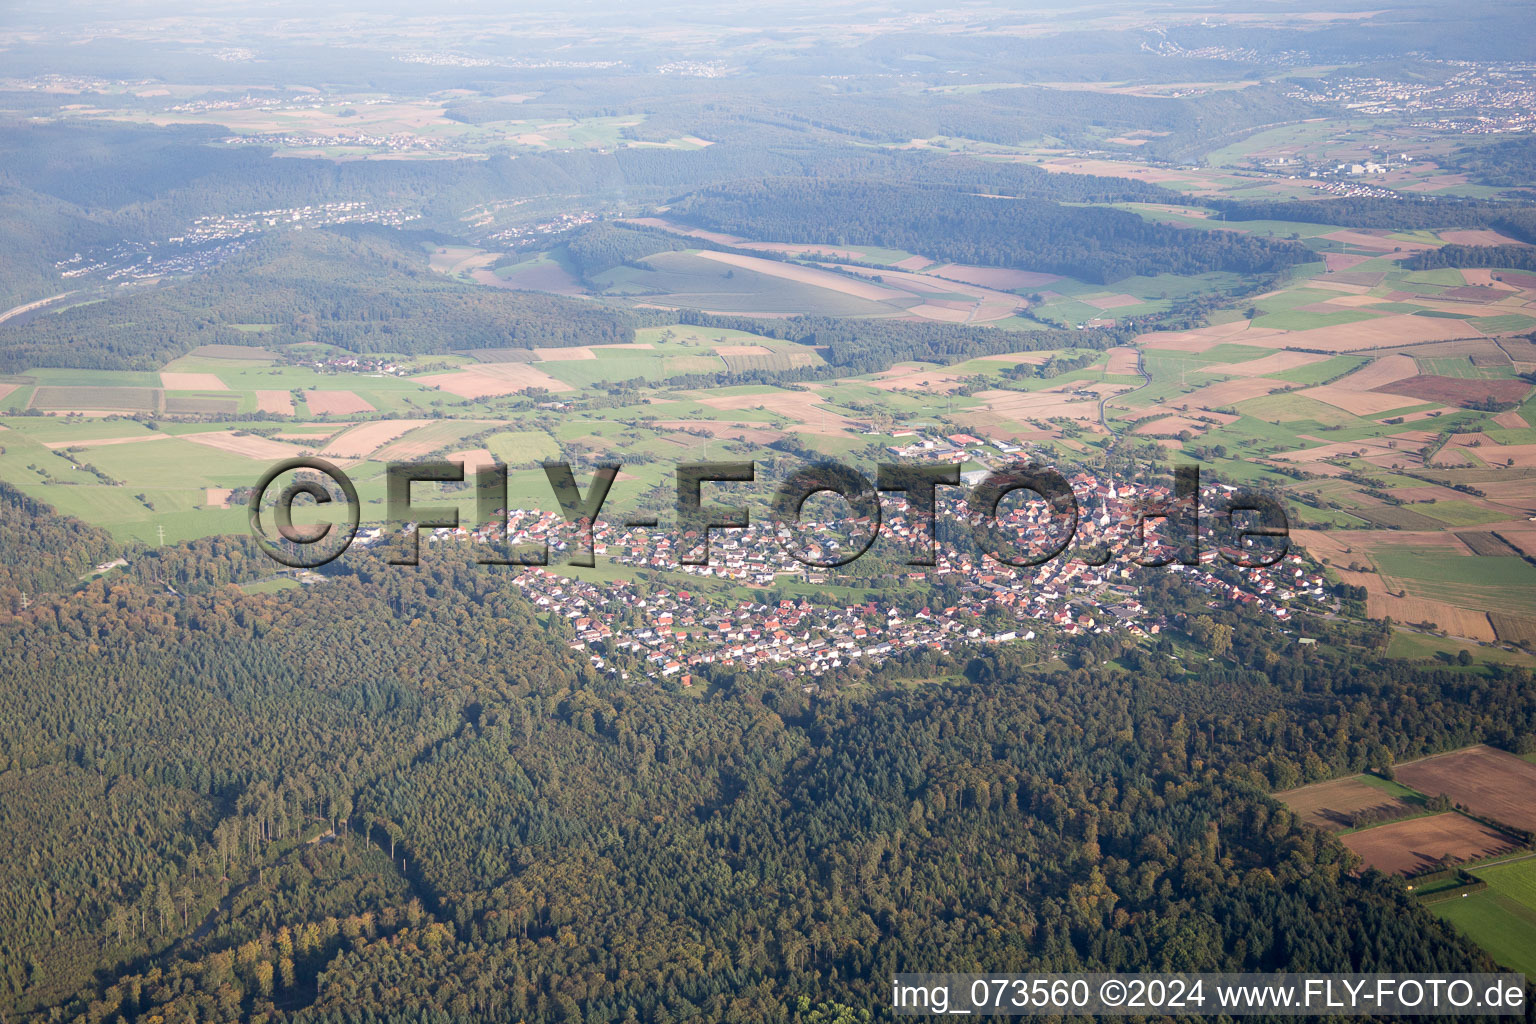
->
[1385,630,1532,666]
[1434,857,1536,976]
[1266,355,1367,385]
[1237,393,1367,428]
[1251,309,1380,331]
[1414,501,1510,527]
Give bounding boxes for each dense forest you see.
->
[0,230,646,372]
[0,480,120,600]
[670,180,1313,284]
[0,491,1531,1023]
[1211,196,1536,243]
[1405,243,1536,272]
[1445,136,1536,190]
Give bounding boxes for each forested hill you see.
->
[1405,243,1536,272]
[1209,196,1536,242]
[671,180,1314,284]
[0,481,119,602]
[1,506,1533,1022]
[0,230,646,372]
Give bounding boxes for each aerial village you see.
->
[384,450,1330,686]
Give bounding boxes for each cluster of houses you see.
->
[387,469,1328,684]
[223,132,455,154]
[295,355,411,376]
[1286,61,1536,132]
[56,202,418,284]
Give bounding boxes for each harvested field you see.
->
[1138,320,1277,352]
[418,363,573,398]
[1377,375,1530,407]
[694,250,911,301]
[1132,415,1211,437]
[274,431,341,442]
[305,390,377,415]
[1106,348,1141,375]
[372,423,489,462]
[907,303,972,323]
[449,448,497,477]
[652,420,783,444]
[1490,613,1536,646]
[1475,480,1536,513]
[42,433,169,451]
[1178,376,1288,409]
[1298,385,1422,416]
[459,349,536,364]
[1500,338,1536,365]
[165,395,239,415]
[1457,532,1518,557]
[205,488,232,508]
[255,390,295,415]
[181,431,298,460]
[530,347,595,361]
[1395,746,1536,832]
[1342,813,1519,876]
[1293,528,1499,639]
[1496,528,1536,558]
[29,386,159,413]
[321,420,431,459]
[696,389,859,436]
[160,372,229,390]
[1445,285,1515,303]
[1491,271,1536,291]
[1252,315,1481,352]
[1353,506,1450,529]
[892,256,934,271]
[1272,430,1438,465]
[183,344,278,362]
[1320,228,1436,253]
[927,264,1060,289]
[1440,229,1531,246]
[1329,271,1389,287]
[1084,293,1141,310]
[870,366,971,392]
[975,351,1055,366]
[971,382,1133,424]
[1278,777,1414,832]
[1324,252,1371,272]
[1212,350,1328,376]
[1305,293,1388,308]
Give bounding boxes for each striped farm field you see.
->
[1395,746,1536,833]
[29,386,160,413]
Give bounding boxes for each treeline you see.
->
[1405,244,1536,273]
[671,180,1313,284]
[1210,196,1536,244]
[561,223,692,282]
